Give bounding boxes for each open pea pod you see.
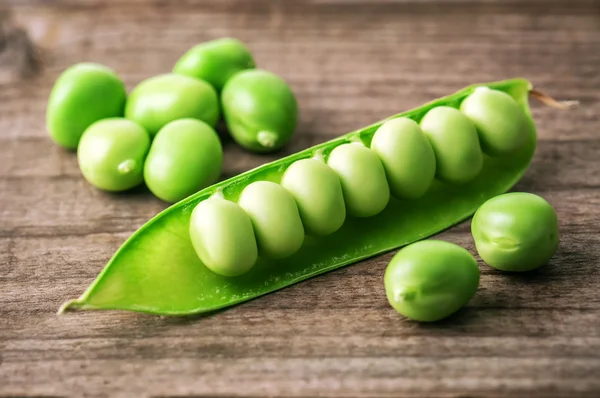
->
[61,78,537,316]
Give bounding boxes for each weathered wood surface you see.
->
[1,0,600,396]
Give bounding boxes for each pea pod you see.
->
[61,79,537,316]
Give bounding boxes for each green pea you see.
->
[143,119,223,203]
[420,106,483,184]
[460,87,526,156]
[190,194,258,277]
[77,118,150,192]
[221,69,298,153]
[384,240,480,322]
[238,181,304,258]
[173,38,256,92]
[371,118,436,199]
[471,192,559,272]
[125,73,219,136]
[47,63,127,150]
[327,143,390,218]
[281,158,346,236]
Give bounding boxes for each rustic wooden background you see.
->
[1,0,599,397]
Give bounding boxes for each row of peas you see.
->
[46,38,297,202]
[189,86,530,277]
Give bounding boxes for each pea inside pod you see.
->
[144,119,223,203]
[471,192,559,272]
[221,69,298,153]
[420,106,483,185]
[371,118,436,199]
[281,158,346,236]
[47,63,127,150]
[189,194,258,277]
[384,240,480,322]
[460,87,526,156]
[125,73,219,136]
[173,37,256,92]
[77,118,150,192]
[238,181,305,259]
[327,143,390,218]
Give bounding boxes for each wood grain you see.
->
[1,0,599,397]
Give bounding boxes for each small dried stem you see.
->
[530,89,579,110]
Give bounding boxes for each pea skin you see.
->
[221,69,298,153]
[77,118,150,192]
[471,192,559,272]
[384,240,480,322]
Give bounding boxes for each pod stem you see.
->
[257,131,278,148]
[529,89,579,110]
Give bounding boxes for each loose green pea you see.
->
[221,69,298,153]
[143,119,223,203]
[125,73,219,136]
[471,192,559,272]
[281,158,346,236]
[384,240,480,322]
[47,63,127,150]
[238,181,304,259]
[420,106,483,185]
[173,37,256,92]
[327,143,390,218]
[371,118,436,199]
[460,87,526,156]
[190,194,258,277]
[77,118,150,192]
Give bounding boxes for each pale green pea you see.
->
[281,158,346,236]
[143,119,223,203]
[47,63,127,150]
[471,192,559,272]
[238,181,304,259]
[460,87,526,156]
[125,73,219,136]
[371,118,436,199]
[327,143,390,218]
[77,118,150,192]
[221,69,297,153]
[190,194,258,277]
[420,106,483,184]
[173,37,256,92]
[384,240,480,322]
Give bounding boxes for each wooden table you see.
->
[1,0,599,396]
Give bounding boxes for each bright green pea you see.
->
[238,181,304,259]
[384,240,480,322]
[460,87,526,156]
[281,158,346,236]
[420,106,483,184]
[47,63,127,150]
[221,69,298,153]
[77,118,150,192]
[471,192,559,272]
[125,73,219,136]
[144,119,223,203]
[173,37,256,92]
[371,118,436,199]
[327,143,390,218]
[190,194,258,277]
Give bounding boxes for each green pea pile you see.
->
[46,38,298,203]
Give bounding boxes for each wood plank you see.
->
[3,357,600,398]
